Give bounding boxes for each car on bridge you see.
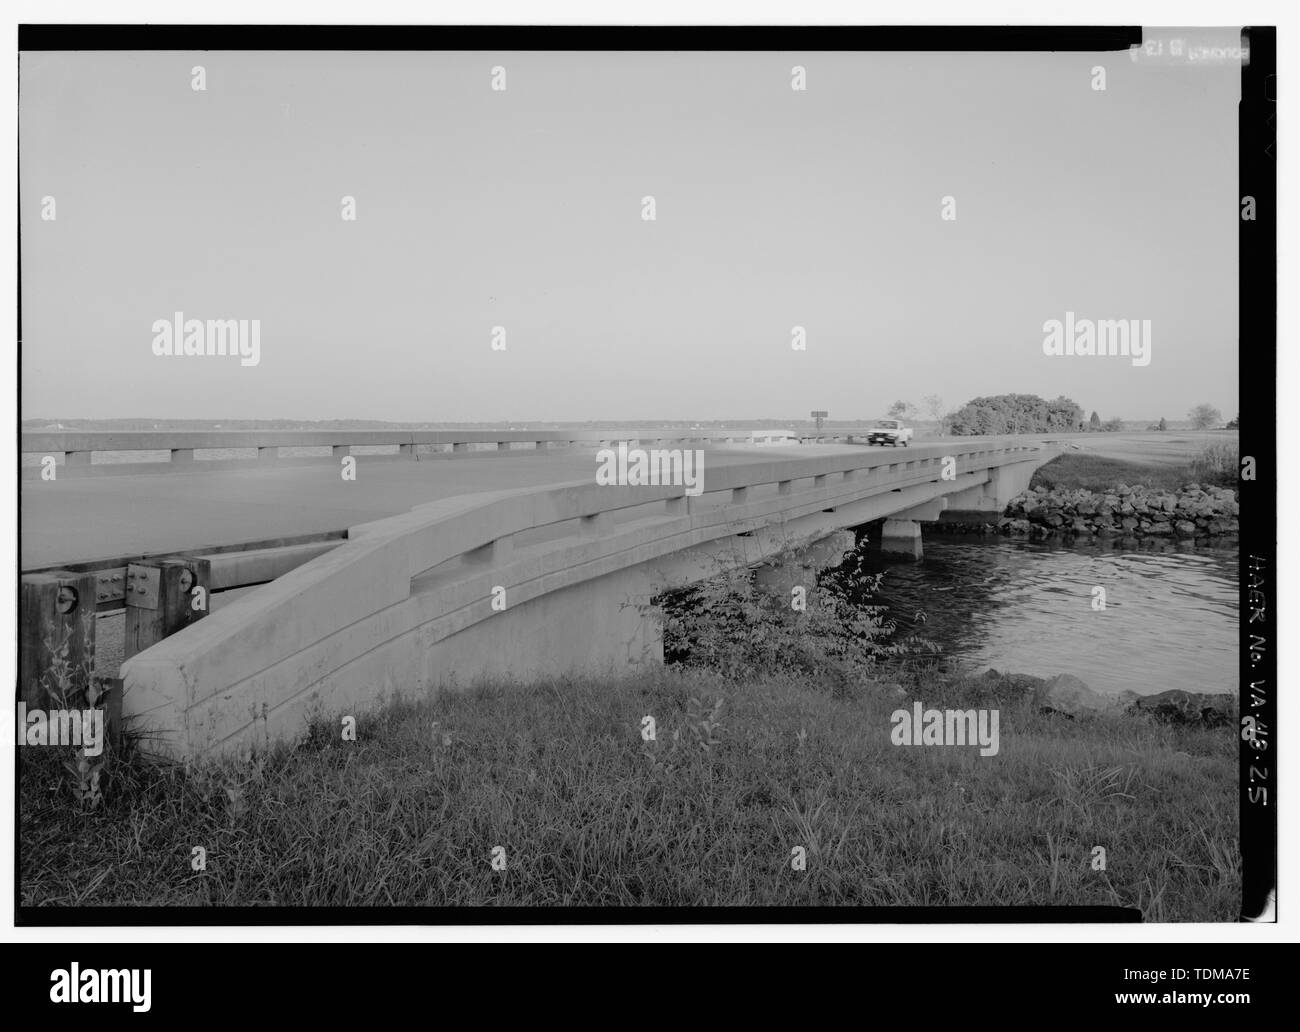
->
[866,419,913,447]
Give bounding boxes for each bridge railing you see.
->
[20,427,801,472]
[116,438,1049,758]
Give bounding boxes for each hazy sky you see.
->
[20,47,1240,423]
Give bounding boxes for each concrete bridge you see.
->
[19,428,1055,761]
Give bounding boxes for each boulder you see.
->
[1033,673,1112,717]
[1174,521,1197,537]
[977,669,1046,696]
[1127,690,1236,727]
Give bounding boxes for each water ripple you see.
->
[847,537,1237,697]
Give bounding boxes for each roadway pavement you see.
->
[22,430,1212,570]
[19,447,808,569]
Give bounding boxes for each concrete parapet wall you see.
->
[21,427,802,477]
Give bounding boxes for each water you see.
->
[838,536,1238,698]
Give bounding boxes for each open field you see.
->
[1030,434,1239,493]
[1045,430,1238,467]
[19,666,1237,917]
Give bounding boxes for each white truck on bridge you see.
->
[866,419,913,447]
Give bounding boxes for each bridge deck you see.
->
[20,446,820,570]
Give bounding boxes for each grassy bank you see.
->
[20,665,1237,916]
[1030,443,1237,493]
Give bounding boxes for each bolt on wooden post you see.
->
[124,557,212,662]
[19,570,98,707]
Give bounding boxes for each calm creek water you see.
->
[840,535,1238,698]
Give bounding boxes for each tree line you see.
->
[879,395,1235,435]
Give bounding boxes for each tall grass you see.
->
[18,534,1239,917]
[1188,439,1239,487]
[20,669,1237,916]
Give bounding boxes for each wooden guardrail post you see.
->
[93,675,125,750]
[124,557,211,661]
[19,570,97,707]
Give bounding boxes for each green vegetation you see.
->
[657,549,916,686]
[1032,454,1188,492]
[947,393,1083,435]
[18,666,1238,916]
[922,394,946,433]
[19,545,1238,917]
[1188,403,1223,430]
[1031,443,1238,493]
[1188,440,1239,487]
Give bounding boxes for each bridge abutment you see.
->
[944,458,1042,512]
[752,530,856,595]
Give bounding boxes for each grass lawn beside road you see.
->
[1030,435,1238,493]
[20,666,1237,917]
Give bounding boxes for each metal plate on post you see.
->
[95,568,127,606]
[125,564,161,609]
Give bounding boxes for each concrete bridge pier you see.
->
[878,498,946,560]
[880,519,923,559]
